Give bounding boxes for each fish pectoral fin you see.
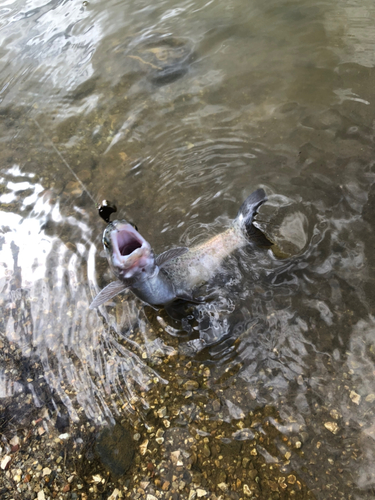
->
[156,247,189,268]
[89,280,130,309]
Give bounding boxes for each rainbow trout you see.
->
[90,189,269,309]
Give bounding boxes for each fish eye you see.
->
[103,239,110,249]
[130,222,138,231]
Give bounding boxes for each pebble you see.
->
[65,242,77,252]
[11,443,20,453]
[140,439,149,455]
[196,488,207,497]
[349,391,361,405]
[243,484,252,497]
[279,479,288,490]
[212,400,221,412]
[183,380,199,391]
[329,409,340,420]
[324,421,339,434]
[1,455,11,470]
[119,152,128,161]
[65,181,83,197]
[10,436,20,446]
[218,482,228,492]
[107,489,120,500]
[217,471,227,482]
[202,444,210,457]
[170,450,180,464]
[157,407,167,418]
[179,480,186,490]
[43,467,52,476]
[37,491,45,500]
[162,481,170,491]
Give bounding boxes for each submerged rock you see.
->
[126,35,196,86]
[254,194,312,258]
[96,422,134,477]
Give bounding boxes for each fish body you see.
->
[130,267,179,305]
[90,188,269,309]
[163,225,246,289]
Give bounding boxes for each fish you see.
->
[90,188,270,309]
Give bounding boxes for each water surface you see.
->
[1,0,375,498]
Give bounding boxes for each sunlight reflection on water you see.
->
[0,169,169,424]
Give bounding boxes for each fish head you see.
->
[103,220,154,280]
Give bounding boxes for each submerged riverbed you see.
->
[1,0,375,498]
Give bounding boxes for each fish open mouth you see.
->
[117,230,142,256]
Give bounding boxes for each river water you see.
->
[1,0,375,498]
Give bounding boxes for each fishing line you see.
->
[32,118,97,206]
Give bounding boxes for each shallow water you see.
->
[1,0,375,497]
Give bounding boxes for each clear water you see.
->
[1,0,375,497]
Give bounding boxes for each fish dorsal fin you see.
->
[156,247,188,268]
[89,280,131,309]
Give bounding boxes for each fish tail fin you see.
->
[236,188,273,247]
